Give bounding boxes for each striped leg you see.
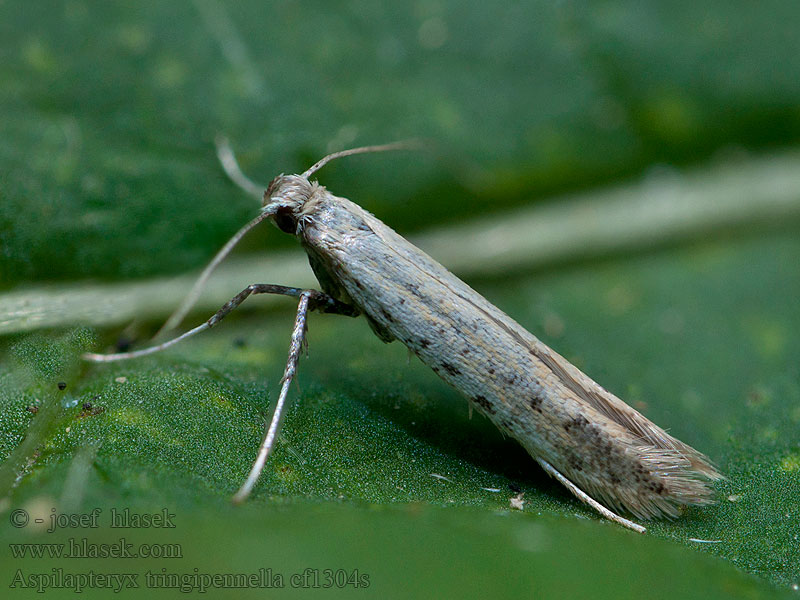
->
[82,284,356,362]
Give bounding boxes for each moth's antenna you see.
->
[154,211,270,337]
[215,135,265,200]
[301,139,422,179]
[153,136,274,338]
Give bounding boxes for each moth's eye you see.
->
[274,207,297,234]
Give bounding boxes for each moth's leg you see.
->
[536,458,646,534]
[232,290,314,503]
[83,284,357,362]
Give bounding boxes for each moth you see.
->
[85,141,722,533]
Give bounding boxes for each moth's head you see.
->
[261,174,313,235]
[259,141,418,236]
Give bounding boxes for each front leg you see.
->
[82,284,357,362]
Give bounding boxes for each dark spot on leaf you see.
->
[115,335,134,352]
[77,400,105,419]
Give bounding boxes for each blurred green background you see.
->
[1,1,799,598]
